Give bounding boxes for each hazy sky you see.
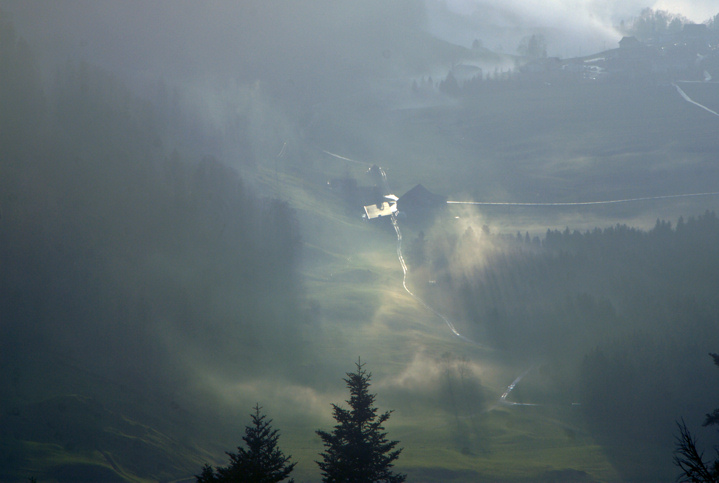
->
[428,0,718,56]
[644,0,718,21]
[442,0,717,22]
[2,0,717,78]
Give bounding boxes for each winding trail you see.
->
[673,82,719,118]
[321,149,371,166]
[499,368,539,407]
[322,137,719,406]
[321,149,478,345]
[390,211,477,344]
[380,165,479,345]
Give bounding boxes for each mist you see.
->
[2,1,719,482]
[428,0,719,56]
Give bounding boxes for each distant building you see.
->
[611,36,656,81]
[619,36,641,49]
[397,184,447,219]
[363,197,398,220]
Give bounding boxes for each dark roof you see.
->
[619,36,640,48]
[397,184,446,213]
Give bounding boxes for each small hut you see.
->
[363,197,398,220]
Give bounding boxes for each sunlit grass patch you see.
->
[1,440,141,483]
[390,405,620,482]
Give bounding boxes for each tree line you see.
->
[196,360,406,483]
[407,213,719,480]
[618,8,719,43]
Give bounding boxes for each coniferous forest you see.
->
[408,213,719,480]
[1,13,304,480]
[3,2,719,482]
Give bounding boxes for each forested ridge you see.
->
[5,5,719,481]
[0,15,303,480]
[456,215,719,354]
[410,213,719,479]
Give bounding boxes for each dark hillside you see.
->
[0,19,303,482]
[410,213,719,480]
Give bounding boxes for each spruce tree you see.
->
[316,359,406,483]
[674,353,719,482]
[197,404,295,483]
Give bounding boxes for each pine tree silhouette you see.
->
[197,404,295,483]
[316,359,406,483]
